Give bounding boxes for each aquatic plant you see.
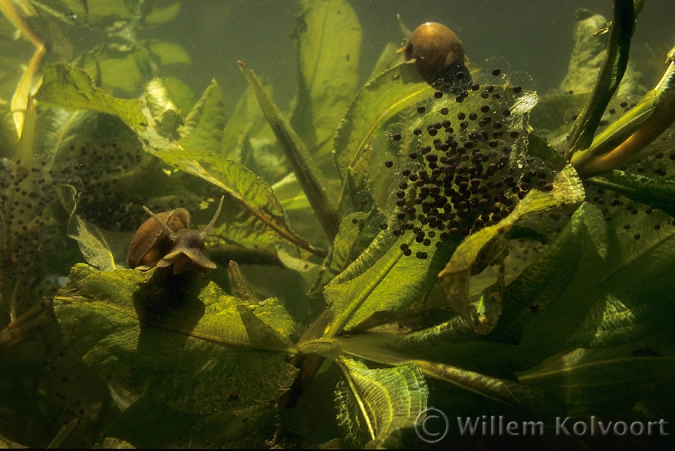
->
[2,0,675,448]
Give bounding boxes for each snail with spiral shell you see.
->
[128,197,224,275]
[399,21,472,93]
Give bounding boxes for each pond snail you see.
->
[399,21,471,92]
[127,196,224,275]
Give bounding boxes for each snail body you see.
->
[128,197,224,274]
[400,22,471,92]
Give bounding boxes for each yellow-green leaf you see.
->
[35,64,146,130]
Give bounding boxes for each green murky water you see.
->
[1,1,675,448]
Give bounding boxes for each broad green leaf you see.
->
[513,203,606,358]
[336,335,550,415]
[308,170,380,297]
[35,64,146,131]
[588,170,675,217]
[220,85,268,161]
[147,148,324,258]
[383,204,606,375]
[141,80,316,255]
[178,79,225,154]
[239,63,340,242]
[54,264,298,414]
[518,341,675,416]
[56,184,116,271]
[333,62,431,180]
[337,167,375,217]
[368,42,405,81]
[144,2,181,25]
[438,165,585,329]
[78,43,150,93]
[147,40,191,66]
[566,196,675,347]
[323,229,456,336]
[414,360,549,415]
[290,0,361,159]
[335,356,427,448]
[159,77,196,115]
[308,210,377,297]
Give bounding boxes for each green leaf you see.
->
[35,63,146,131]
[514,203,607,358]
[290,0,361,159]
[438,165,585,329]
[220,86,267,160]
[336,335,551,415]
[148,40,191,66]
[75,43,148,93]
[308,210,379,297]
[335,356,427,447]
[56,184,116,271]
[54,264,298,414]
[333,62,431,180]
[178,79,225,154]
[414,360,549,415]
[518,341,675,416]
[238,63,340,242]
[101,395,204,448]
[147,39,192,66]
[146,148,325,258]
[323,229,456,336]
[567,195,675,347]
[160,77,196,115]
[588,170,675,217]
[145,2,181,25]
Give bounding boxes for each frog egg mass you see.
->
[382,69,553,259]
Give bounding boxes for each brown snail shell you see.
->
[400,22,469,87]
[128,197,224,275]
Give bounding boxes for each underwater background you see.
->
[2,0,675,448]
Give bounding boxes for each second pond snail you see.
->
[400,21,471,92]
[127,196,224,275]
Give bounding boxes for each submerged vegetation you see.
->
[1,0,675,448]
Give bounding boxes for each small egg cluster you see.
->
[381,71,554,259]
[586,144,675,242]
[52,136,152,231]
[578,89,675,241]
[52,123,199,232]
[0,157,62,321]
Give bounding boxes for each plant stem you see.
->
[0,0,47,138]
[565,0,635,159]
